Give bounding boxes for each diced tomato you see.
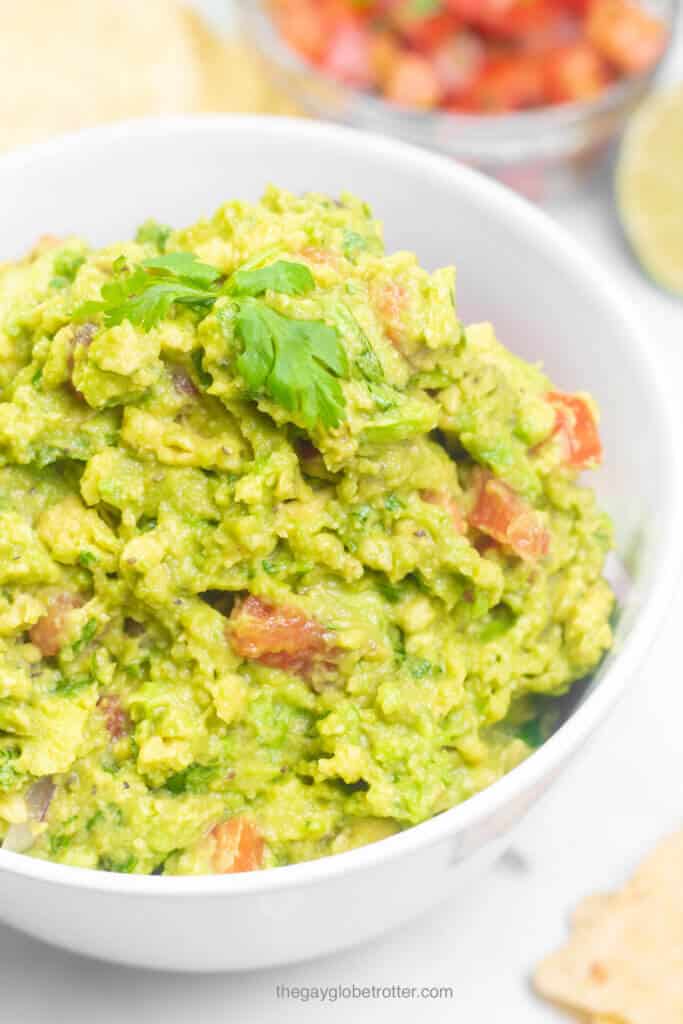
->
[374,279,408,346]
[444,0,517,21]
[323,24,374,87]
[456,54,545,111]
[273,0,665,115]
[421,489,466,534]
[447,0,568,43]
[383,53,442,108]
[542,41,609,102]
[389,7,462,53]
[98,694,132,740]
[210,817,264,874]
[469,470,549,561]
[559,0,590,12]
[431,31,485,97]
[274,0,334,62]
[547,391,602,469]
[301,246,341,269]
[29,593,84,658]
[370,30,404,86]
[228,595,336,679]
[586,0,667,74]
[30,234,64,260]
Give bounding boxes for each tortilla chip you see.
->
[534,831,683,1024]
[0,0,204,151]
[183,8,303,117]
[0,1,301,153]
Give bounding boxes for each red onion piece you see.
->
[26,777,55,822]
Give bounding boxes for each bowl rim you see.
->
[0,113,680,897]
[240,0,679,135]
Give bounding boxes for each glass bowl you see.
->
[238,0,677,201]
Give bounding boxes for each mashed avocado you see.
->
[0,189,614,875]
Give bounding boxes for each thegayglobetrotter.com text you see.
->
[275,984,455,1003]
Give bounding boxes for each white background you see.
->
[2,4,682,1021]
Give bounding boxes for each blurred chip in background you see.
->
[0,0,299,152]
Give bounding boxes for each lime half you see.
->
[617,85,683,297]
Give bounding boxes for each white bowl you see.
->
[0,117,679,972]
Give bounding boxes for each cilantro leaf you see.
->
[235,300,349,429]
[229,260,315,298]
[75,252,222,331]
[75,255,316,333]
[142,253,222,288]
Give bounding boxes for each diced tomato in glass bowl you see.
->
[240,0,675,199]
[267,0,667,112]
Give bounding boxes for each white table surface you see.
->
[2,5,682,1022]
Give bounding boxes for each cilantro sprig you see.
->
[236,300,349,430]
[75,253,222,331]
[76,254,317,330]
[76,252,351,430]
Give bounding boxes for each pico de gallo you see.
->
[270,0,668,113]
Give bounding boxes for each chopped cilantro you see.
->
[72,618,97,655]
[78,550,97,568]
[55,673,95,697]
[384,494,404,513]
[191,349,212,388]
[376,578,402,603]
[49,834,71,856]
[351,504,372,526]
[85,810,105,832]
[368,383,397,412]
[342,230,369,259]
[407,656,433,680]
[164,763,218,795]
[333,304,384,385]
[100,853,137,874]
[517,718,544,749]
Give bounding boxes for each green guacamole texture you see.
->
[0,188,614,875]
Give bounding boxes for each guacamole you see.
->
[0,189,614,875]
